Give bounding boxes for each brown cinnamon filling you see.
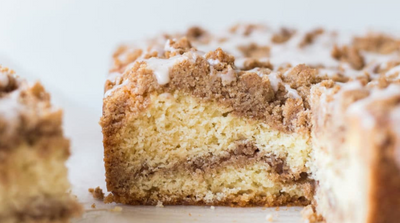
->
[134,140,308,183]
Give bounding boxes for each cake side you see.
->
[0,66,82,223]
[310,78,400,223]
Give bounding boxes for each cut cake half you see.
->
[101,24,400,222]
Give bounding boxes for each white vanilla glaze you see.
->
[0,90,21,121]
[217,65,236,86]
[104,79,130,98]
[146,56,185,85]
[284,84,301,99]
[267,72,282,91]
[385,65,400,80]
[164,39,177,52]
[207,59,221,66]
[347,84,400,128]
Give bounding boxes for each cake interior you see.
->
[105,90,314,206]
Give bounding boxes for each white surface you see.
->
[1,1,400,222]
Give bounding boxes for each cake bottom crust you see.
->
[107,191,311,207]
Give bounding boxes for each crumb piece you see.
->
[189,213,192,216]
[88,187,105,201]
[109,206,123,212]
[275,207,280,211]
[266,214,274,222]
[186,26,207,40]
[156,201,164,208]
[242,58,273,70]
[210,206,215,210]
[353,34,399,54]
[301,205,324,223]
[238,43,270,58]
[271,28,295,44]
[299,28,324,47]
[331,45,365,70]
[91,203,96,209]
[104,194,115,203]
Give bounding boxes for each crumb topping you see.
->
[103,25,400,134]
[0,65,64,150]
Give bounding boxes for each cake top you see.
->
[103,24,400,134]
[0,65,64,149]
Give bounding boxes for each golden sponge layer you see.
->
[104,91,313,206]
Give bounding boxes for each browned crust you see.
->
[365,97,400,223]
[368,129,400,223]
[105,180,314,207]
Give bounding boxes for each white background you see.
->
[0,1,399,222]
[1,0,399,109]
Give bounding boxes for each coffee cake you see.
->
[101,24,400,222]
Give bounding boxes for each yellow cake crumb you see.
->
[156,201,164,208]
[88,187,105,201]
[109,206,123,212]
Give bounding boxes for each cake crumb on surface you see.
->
[156,201,164,208]
[109,206,123,212]
[91,203,96,209]
[301,205,324,223]
[88,187,104,201]
[265,214,274,222]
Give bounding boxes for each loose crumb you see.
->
[189,213,192,216]
[266,214,274,222]
[109,206,123,212]
[301,205,324,223]
[91,203,96,209]
[275,207,280,211]
[210,206,215,210]
[88,187,105,201]
[156,201,164,208]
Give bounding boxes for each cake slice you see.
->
[0,66,82,223]
[101,28,321,206]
